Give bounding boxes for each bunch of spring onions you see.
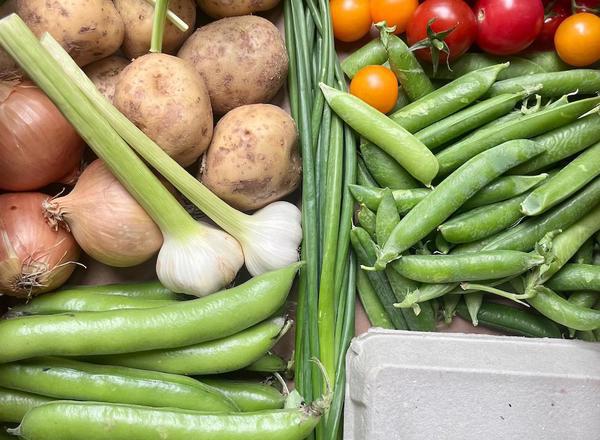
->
[285,0,357,438]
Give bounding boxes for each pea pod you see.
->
[442,294,461,324]
[357,204,376,240]
[42,281,180,300]
[349,184,429,212]
[198,379,286,412]
[389,64,508,133]
[84,316,290,376]
[356,156,378,187]
[521,142,600,215]
[569,292,597,309]
[414,92,528,150]
[245,353,287,373]
[436,96,600,177]
[0,388,51,423]
[462,174,548,210]
[320,84,438,185]
[391,251,543,284]
[11,400,326,440]
[547,264,600,292]
[0,358,237,412]
[356,269,394,329]
[359,142,420,190]
[341,39,387,78]
[487,70,600,97]
[0,263,300,364]
[455,301,562,338]
[464,293,484,326]
[376,189,400,247]
[528,286,600,331]
[376,139,546,268]
[523,51,570,73]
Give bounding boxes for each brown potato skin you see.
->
[200,104,301,211]
[16,0,124,67]
[114,53,213,167]
[197,0,281,18]
[83,55,129,102]
[178,16,288,115]
[114,0,196,59]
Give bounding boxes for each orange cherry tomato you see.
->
[370,0,419,34]
[331,0,373,42]
[349,65,399,113]
[554,13,600,67]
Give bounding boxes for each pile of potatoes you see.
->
[3,0,301,211]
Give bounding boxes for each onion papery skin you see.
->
[0,192,80,298]
[0,81,85,191]
[43,160,164,268]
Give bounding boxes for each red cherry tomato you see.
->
[349,65,399,114]
[531,0,570,50]
[406,0,477,63]
[474,0,545,55]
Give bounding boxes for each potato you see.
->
[197,0,281,18]
[114,53,213,167]
[83,55,129,102]
[199,104,301,211]
[178,16,288,115]
[114,0,196,59]
[16,0,124,66]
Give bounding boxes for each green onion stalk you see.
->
[150,0,169,53]
[0,14,245,297]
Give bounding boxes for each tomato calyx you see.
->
[571,0,600,13]
[408,18,455,75]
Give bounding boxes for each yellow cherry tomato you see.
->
[349,65,399,113]
[331,0,373,42]
[555,13,600,67]
[370,0,419,34]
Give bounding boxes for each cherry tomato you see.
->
[531,0,570,50]
[474,0,544,55]
[349,65,399,114]
[555,13,600,66]
[406,0,477,63]
[370,0,419,34]
[331,0,373,42]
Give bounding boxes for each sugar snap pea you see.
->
[391,251,543,284]
[357,204,376,240]
[0,388,51,423]
[442,294,461,324]
[389,64,508,133]
[462,174,548,210]
[349,184,429,212]
[356,156,378,187]
[356,269,394,329]
[487,70,600,97]
[376,139,546,268]
[0,358,237,412]
[245,353,288,373]
[527,286,600,331]
[198,379,285,412]
[523,51,570,73]
[84,316,290,375]
[547,264,600,292]
[521,142,600,216]
[359,142,420,189]
[569,292,597,309]
[320,84,438,185]
[341,39,387,78]
[455,301,562,338]
[436,96,600,177]
[464,293,484,326]
[0,263,300,363]
[376,189,400,247]
[12,400,326,440]
[43,281,180,300]
[435,233,453,254]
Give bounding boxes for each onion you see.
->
[43,159,164,268]
[0,81,85,191]
[0,192,80,298]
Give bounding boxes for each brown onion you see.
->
[0,81,85,191]
[43,160,164,268]
[0,192,80,298]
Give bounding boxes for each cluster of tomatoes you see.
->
[331,0,600,67]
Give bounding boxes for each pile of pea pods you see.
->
[327,52,600,341]
[0,263,330,439]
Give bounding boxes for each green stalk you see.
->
[284,0,299,122]
[0,14,197,241]
[143,0,189,32]
[150,0,169,53]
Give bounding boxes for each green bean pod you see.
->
[6,293,177,317]
[84,316,290,376]
[0,263,300,364]
[547,264,600,292]
[414,92,527,150]
[462,174,548,210]
[376,139,546,268]
[320,84,438,185]
[0,388,51,423]
[356,156,378,187]
[43,281,180,300]
[357,204,377,240]
[522,142,600,216]
[439,194,527,244]
[487,70,600,97]
[528,286,600,331]
[455,301,562,338]
[356,269,394,329]
[511,114,600,175]
[341,39,387,78]
[244,353,287,373]
[0,358,237,412]
[385,33,435,101]
[389,64,508,133]
[391,251,543,284]
[436,96,600,177]
[348,184,429,212]
[12,400,325,440]
[359,142,420,189]
[198,379,285,412]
